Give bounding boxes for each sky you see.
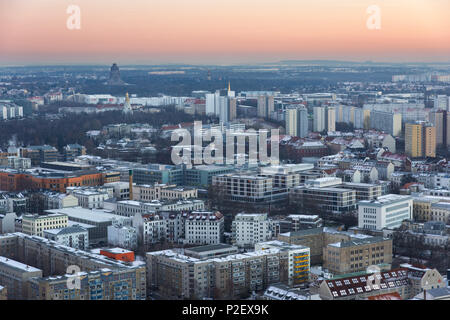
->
[0,0,449,65]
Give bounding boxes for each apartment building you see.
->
[146,241,309,300]
[358,194,413,230]
[0,233,146,300]
[132,213,167,247]
[0,256,43,300]
[43,225,89,250]
[323,236,393,275]
[278,214,323,233]
[184,211,224,245]
[277,227,373,266]
[27,266,145,300]
[430,202,450,224]
[319,264,445,300]
[44,193,79,210]
[231,213,276,248]
[107,220,138,250]
[412,196,439,222]
[369,111,402,137]
[132,184,197,202]
[405,122,436,158]
[115,199,205,217]
[320,268,411,300]
[22,213,69,237]
[255,240,310,286]
[71,189,110,209]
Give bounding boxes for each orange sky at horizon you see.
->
[0,0,449,65]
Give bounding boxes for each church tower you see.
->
[123,92,133,114]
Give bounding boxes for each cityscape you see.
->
[0,0,449,308]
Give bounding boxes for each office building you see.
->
[358,194,413,230]
[323,236,393,275]
[290,178,357,214]
[22,213,69,237]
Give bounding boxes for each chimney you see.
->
[129,169,133,200]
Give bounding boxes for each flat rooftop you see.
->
[45,207,125,223]
[0,256,42,273]
[359,194,411,206]
[185,243,236,253]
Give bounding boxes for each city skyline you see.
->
[1,0,450,65]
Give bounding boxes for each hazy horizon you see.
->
[1,0,450,66]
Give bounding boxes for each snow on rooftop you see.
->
[0,256,42,273]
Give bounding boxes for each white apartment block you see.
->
[44,225,89,250]
[184,211,224,245]
[107,221,138,250]
[22,213,69,237]
[71,190,110,209]
[232,213,275,248]
[6,156,31,169]
[358,194,413,230]
[132,213,167,247]
[0,105,23,120]
[104,181,130,199]
[133,184,197,202]
[46,193,79,210]
[115,199,205,217]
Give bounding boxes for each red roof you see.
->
[368,292,402,300]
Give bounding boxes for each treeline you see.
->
[0,107,203,152]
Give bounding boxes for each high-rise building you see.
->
[313,106,326,132]
[327,107,336,132]
[257,95,274,118]
[405,123,423,158]
[369,111,402,137]
[313,106,335,132]
[285,106,308,137]
[434,95,449,111]
[429,110,444,146]
[405,122,436,158]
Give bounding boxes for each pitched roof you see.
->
[323,268,410,299]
